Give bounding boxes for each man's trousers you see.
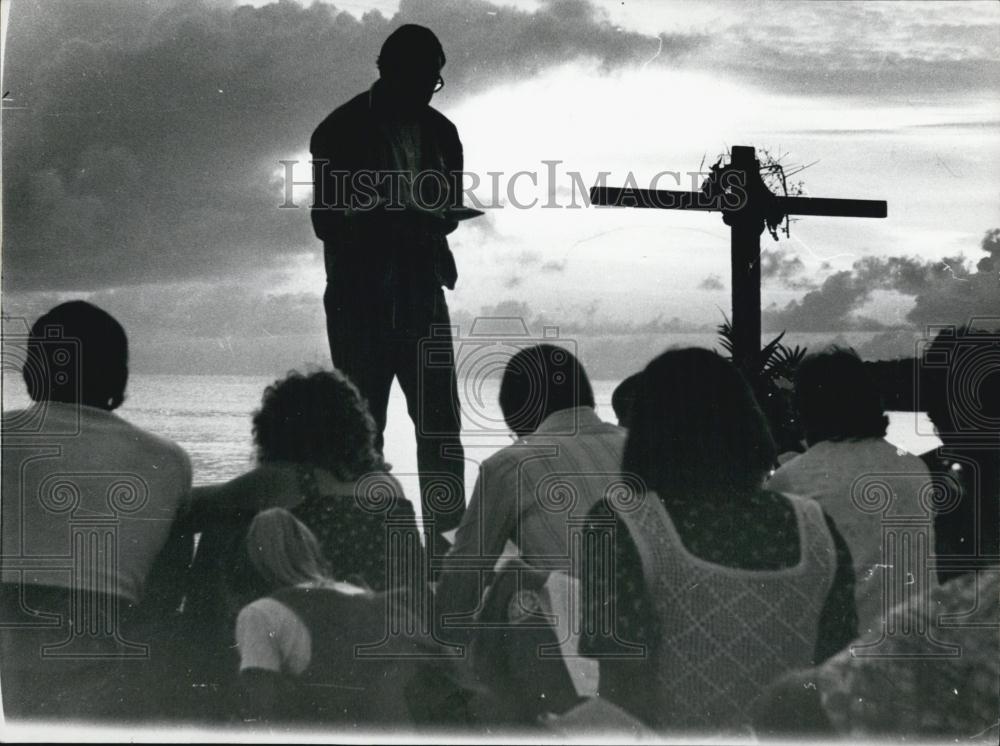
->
[324,275,466,561]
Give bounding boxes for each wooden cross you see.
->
[590,146,887,373]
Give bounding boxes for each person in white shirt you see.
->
[1,301,192,721]
[435,345,625,709]
[768,348,936,637]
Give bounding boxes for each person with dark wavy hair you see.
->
[181,369,423,710]
[769,347,935,635]
[580,348,856,735]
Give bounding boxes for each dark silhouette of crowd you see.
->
[3,299,997,740]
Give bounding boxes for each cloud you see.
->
[1,282,331,375]
[763,229,1000,332]
[516,250,542,266]
[760,248,816,290]
[2,0,689,292]
[2,283,326,339]
[905,229,1000,327]
[699,1,1000,97]
[698,273,725,291]
[451,298,715,337]
[763,269,879,332]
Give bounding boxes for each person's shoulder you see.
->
[352,469,419,516]
[109,413,191,475]
[237,595,306,636]
[425,105,459,136]
[0,408,33,431]
[311,91,370,143]
[239,595,288,621]
[870,437,930,473]
[352,468,406,497]
[596,421,628,443]
[769,447,816,480]
[481,440,540,473]
[223,463,297,498]
[919,446,942,468]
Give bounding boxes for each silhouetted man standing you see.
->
[311,25,465,558]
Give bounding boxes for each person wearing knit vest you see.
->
[579,348,858,737]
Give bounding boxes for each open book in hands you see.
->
[442,206,486,222]
[408,205,484,222]
[345,200,484,223]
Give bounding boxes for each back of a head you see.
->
[794,348,888,446]
[921,325,1000,438]
[23,300,128,410]
[622,348,776,502]
[246,508,329,591]
[498,344,595,437]
[612,372,642,428]
[378,24,445,77]
[252,369,384,479]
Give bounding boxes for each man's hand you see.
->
[410,204,459,235]
[344,199,458,235]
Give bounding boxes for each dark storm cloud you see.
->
[763,269,878,333]
[698,273,724,291]
[726,45,1000,99]
[763,229,1000,332]
[1,283,326,340]
[710,1,1000,98]
[400,0,701,85]
[2,0,685,292]
[510,251,566,273]
[760,248,816,290]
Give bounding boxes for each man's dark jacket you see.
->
[310,89,462,292]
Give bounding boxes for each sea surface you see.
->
[3,374,942,518]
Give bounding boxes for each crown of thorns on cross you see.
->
[700,148,813,242]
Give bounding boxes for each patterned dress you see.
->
[817,570,1000,740]
[291,465,424,591]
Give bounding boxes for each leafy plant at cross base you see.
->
[717,314,808,455]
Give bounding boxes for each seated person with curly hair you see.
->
[180,370,424,707]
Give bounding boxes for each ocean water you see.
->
[2,374,941,515]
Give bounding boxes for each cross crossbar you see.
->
[588,187,887,219]
[588,145,888,373]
